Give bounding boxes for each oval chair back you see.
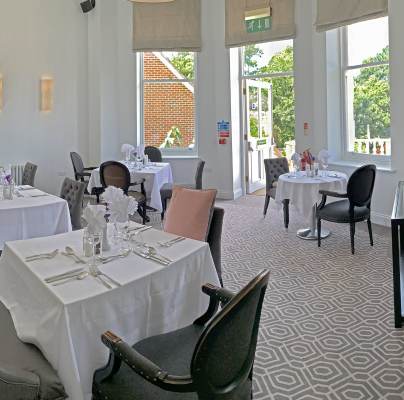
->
[70,152,85,180]
[22,162,38,186]
[144,146,163,163]
[195,160,205,190]
[191,270,270,399]
[100,161,131,195]
[347,164,376,207]
[264,157,289,191]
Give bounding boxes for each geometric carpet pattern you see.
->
[215,196,404,400]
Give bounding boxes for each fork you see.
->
[158,237,186,248]
[26,249,59,262]
[89,266,112,289]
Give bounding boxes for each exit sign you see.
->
[246,16,272,33]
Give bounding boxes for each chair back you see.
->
[100,161,131,194]
[347,164,376,207]
[191,270,270,400]
[70,152,85,180]
[22,162,38,186]
[144,146,163,163]
[60,178,86,230]
[195,160,205,190]
[264,158,289,191]
[207,207,224,286]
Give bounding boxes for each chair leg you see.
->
[283,199,289,228]
[161,198,167,220]
[350,222,356,254]
[317,218,321,247]
[263,195,270,217]
[367,219,374,246]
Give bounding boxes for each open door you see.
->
[244,79,273,194]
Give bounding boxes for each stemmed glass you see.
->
[322,161,329,177]
[87,231,103,267]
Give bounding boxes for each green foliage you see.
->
[244,45,263,75]
[168,52,195,80]
[353,46,390,139]
[160,126,183,148]
[249,116,259,138]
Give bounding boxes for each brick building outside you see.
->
[143,52,195,149]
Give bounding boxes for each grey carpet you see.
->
[217,195,404,400]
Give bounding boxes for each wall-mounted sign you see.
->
[217,120,231,144]
[245,6,272,33]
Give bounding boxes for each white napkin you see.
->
[291,152,301,165]
[318,149,330,164]
[121,144,135,160]
[82,205,107,234]
[101,186,138,223]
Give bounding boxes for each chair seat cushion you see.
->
[94,324,203,400]
[128,190,146,204]
[317,200,370,223]
[0,302,67,400]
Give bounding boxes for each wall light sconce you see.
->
[0,74,3,112]
[40,76,54,112]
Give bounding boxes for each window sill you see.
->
[329,160,396,173]
[162,155,200,160]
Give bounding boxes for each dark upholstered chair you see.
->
[100,161,147,225]
[22,162,38,186]
[145,146,163,163]
[160,160,206,219]
[0,301,67,400]
[207,207,224,286]
[92,269,270,400]
[317,164,377,255]
[263,158,290,228]
[60,178,86,230]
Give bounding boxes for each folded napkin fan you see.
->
[101,186,138,223]
[82,205,107,234]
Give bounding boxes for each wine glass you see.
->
[322,160,329,177]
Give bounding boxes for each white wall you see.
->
[0,0,88,195]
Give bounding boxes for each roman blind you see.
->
[315,0,388,32]
[225,0,296,48]
[133,0,201,52]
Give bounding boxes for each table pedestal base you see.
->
[297,228,330,240]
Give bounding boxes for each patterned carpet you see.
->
[215,195,404,400]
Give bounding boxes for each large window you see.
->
[241,40,295,157]
[141,52,196,154]
[342,17,390,157]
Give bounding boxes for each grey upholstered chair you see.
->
[22,162,38,186]
[0,301,67,400]
[317,164,376,255]
[100,161,147,224]
[207,207,224,286]
[263,157,290,228]
[60,178,86,230]
[160,160,206,219]
[145,146,163,163]
[92,270,270,400]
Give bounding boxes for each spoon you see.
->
[99,249,131,264]
[26,249,59,261]
[138,244,172,263]
[65,247,87,264]
[52,271,89,286]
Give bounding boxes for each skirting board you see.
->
[217,188,243,200]
[371,211,390,227]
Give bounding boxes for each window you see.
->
[342,17,390,157]
[241,40,295,157]
[141,52,197,154]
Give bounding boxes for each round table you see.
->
[275,171,348,240]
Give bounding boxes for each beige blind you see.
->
[315,0,388,32]
[225,0,296,48]
[133,0,201,52]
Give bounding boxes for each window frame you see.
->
[139,52,199,157]
[340,20,391,164]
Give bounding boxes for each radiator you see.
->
[10,164,24,185]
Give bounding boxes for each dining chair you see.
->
[92,269,270,400]
[263,158,290,228]
[160,160,206,219]
[0,300,67,400]
[100,161,147,224]
[144,146,163,163]
[316,164,377,254]
[21,162,38,186]
[207,207,225,286]
[60,177,86,230]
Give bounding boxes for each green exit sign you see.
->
[246,16,272,33]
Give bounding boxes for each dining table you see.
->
[0,185,72,250]
[87,161,173,212]
[0,223,219,400]
[275,170,348,240]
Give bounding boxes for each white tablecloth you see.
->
[275,171,348,222]
[87,162,173,212]
[0,188,72,250]
[0,225,219,400]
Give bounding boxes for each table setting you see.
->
[0,186,219,399]
[276,149,348,240]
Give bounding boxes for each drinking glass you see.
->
[114,221,130,251]
[88,232,103,267]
